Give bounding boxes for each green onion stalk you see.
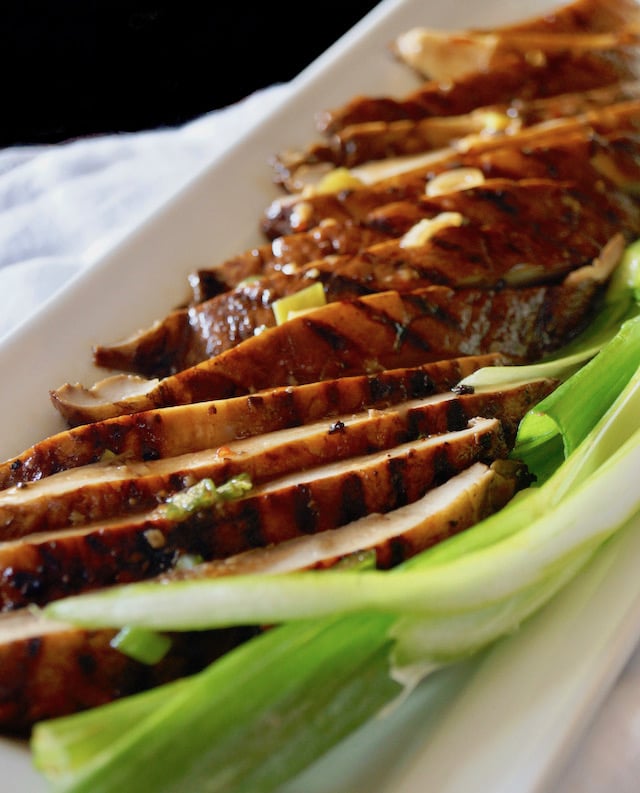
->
[32,243,640,792]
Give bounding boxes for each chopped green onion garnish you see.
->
[272,282,326,325]
[158,474,252,522]
[110,627,172,665]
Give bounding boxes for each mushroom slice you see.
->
[0,417,509,610]
[392,0,640,81]
[0,378,557,538]
[171,459,529,576]
[187,219,392,302]
[50,277,604,426]
[391,28,640,82]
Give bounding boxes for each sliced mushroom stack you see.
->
[1,0,639,736]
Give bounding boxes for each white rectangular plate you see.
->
[1,0,639,791]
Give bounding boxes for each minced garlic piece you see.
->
[525,48,547,67]
[144,528,166,549]
[475,110,513,134]
[313,167,365,195]
[290,201,314,230]
[399,212,465,248]
[426,167,485,197]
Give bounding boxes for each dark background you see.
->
[2,1,380,149]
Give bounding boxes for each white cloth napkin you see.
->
[0,83,290,340]
[0,82,638,793]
